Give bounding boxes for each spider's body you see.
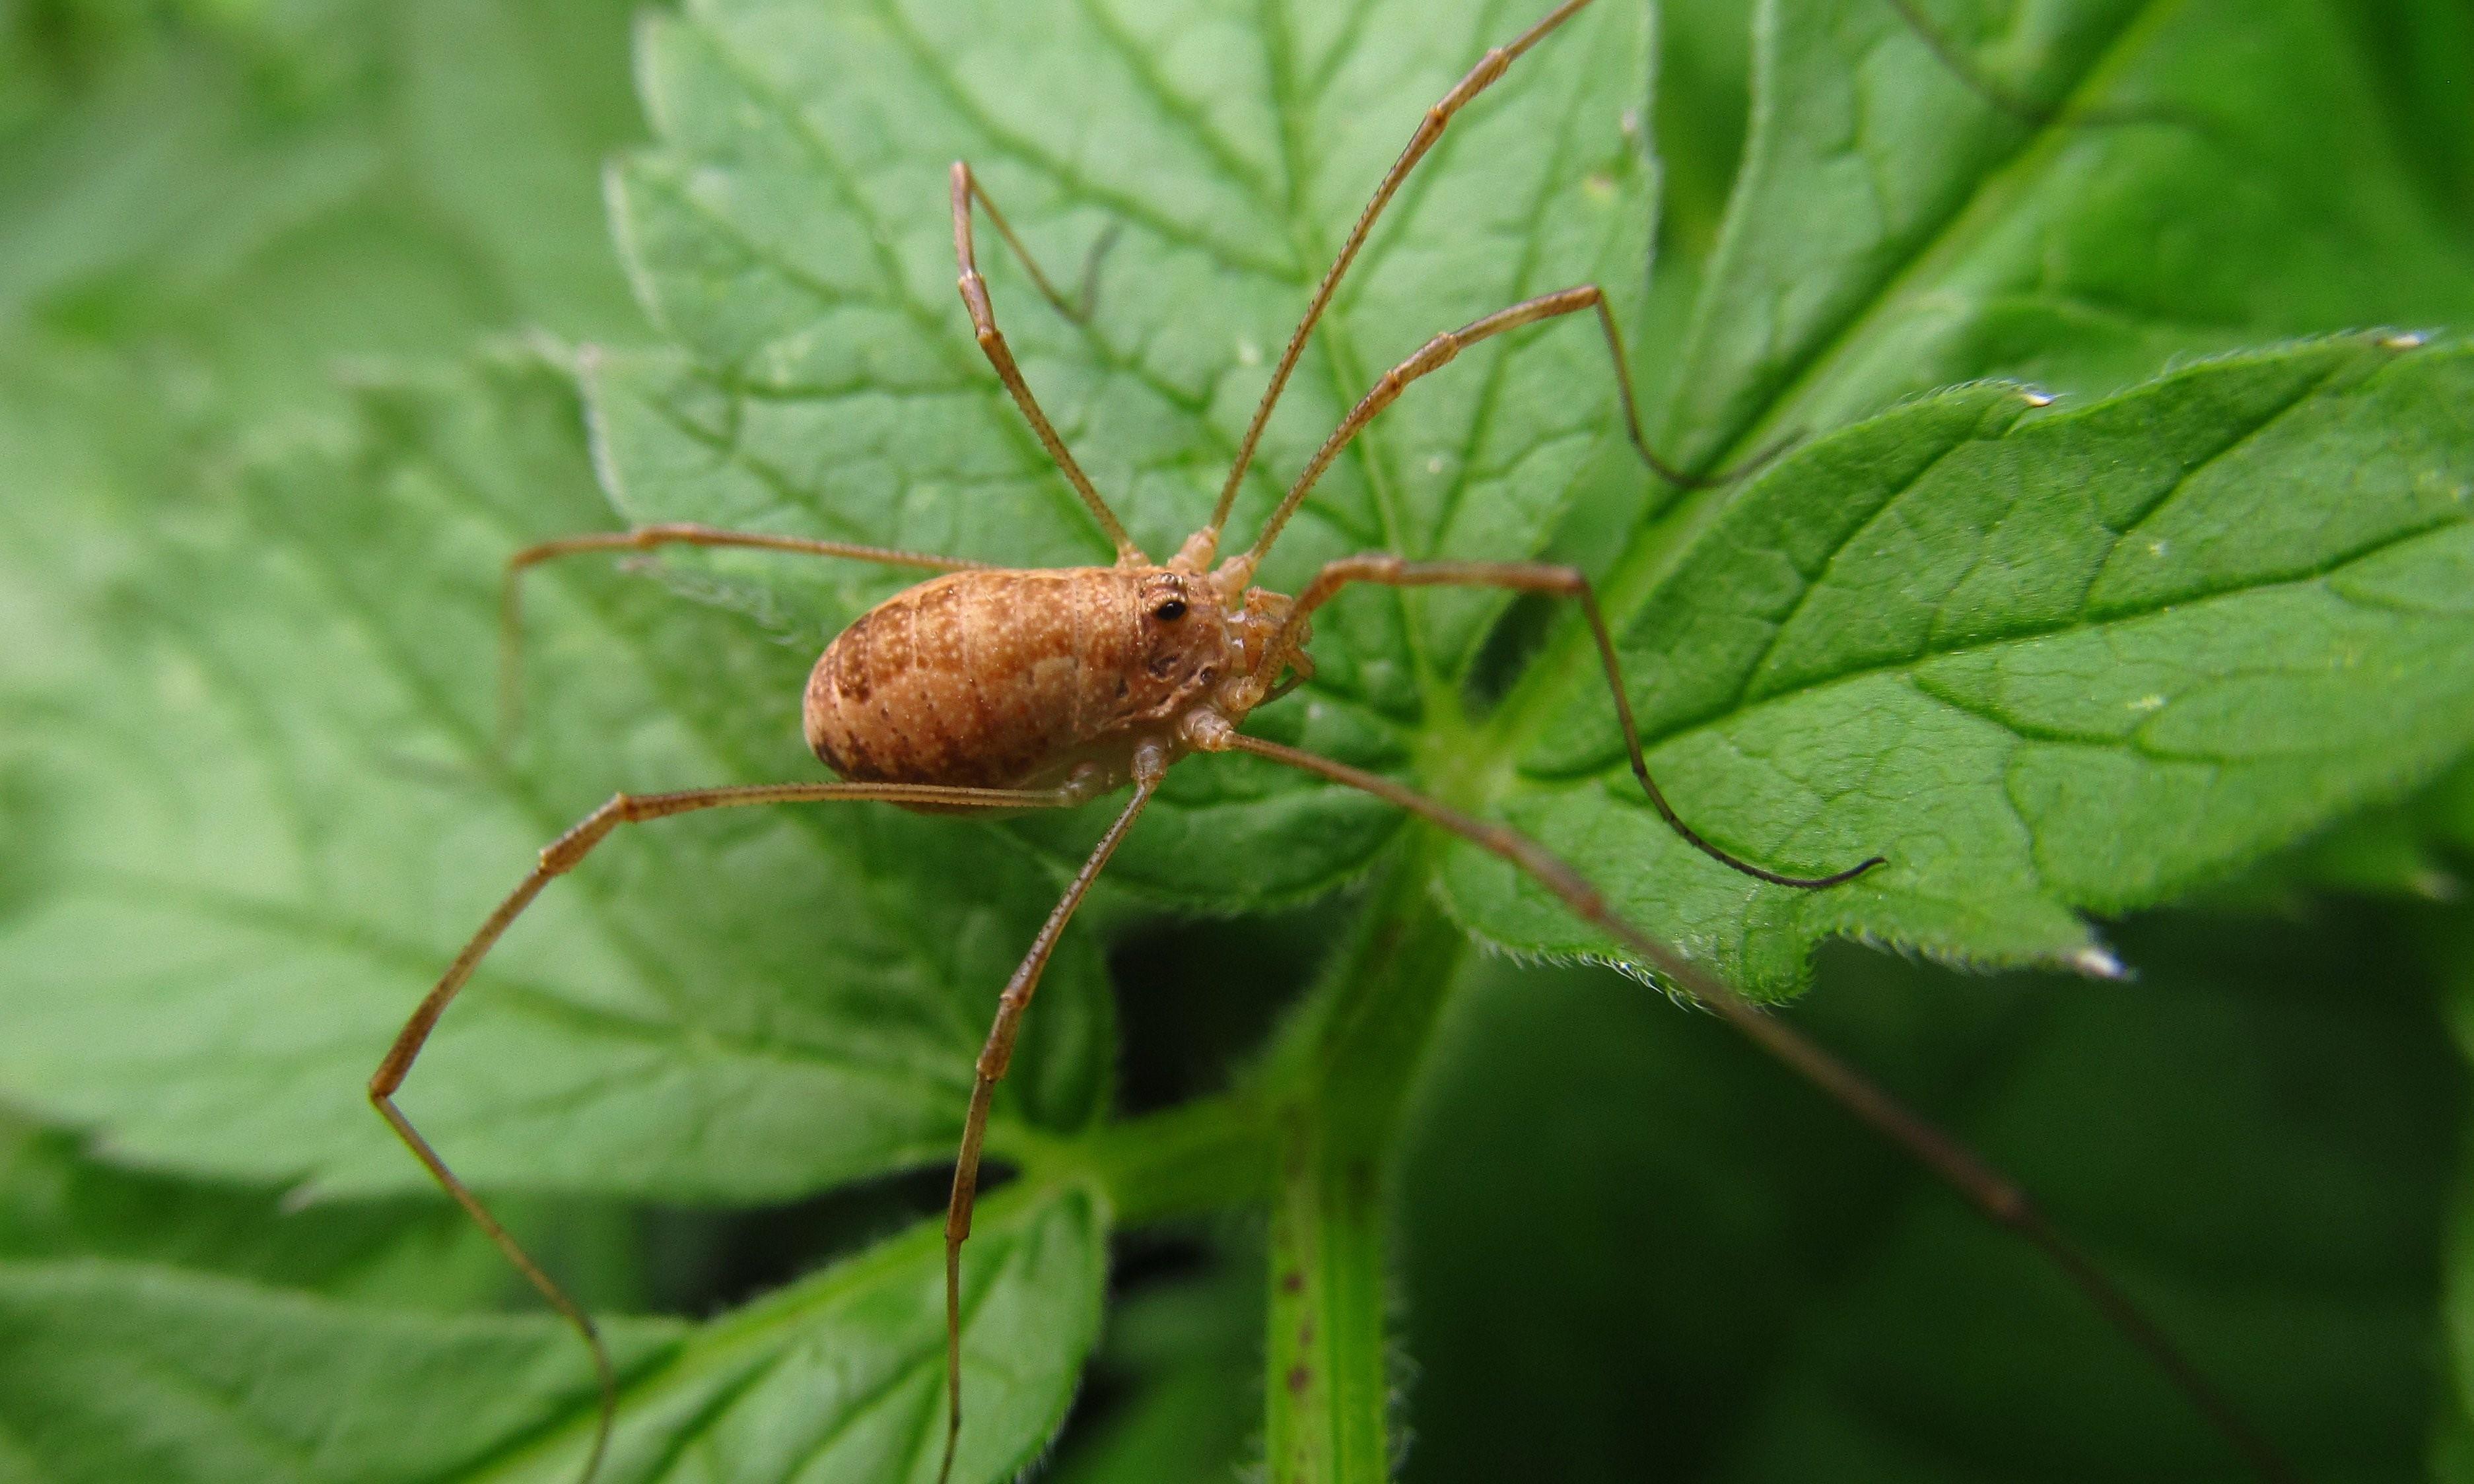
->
[802,557,1294,795]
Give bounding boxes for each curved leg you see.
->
[1243,554,1882,889]
[950,160,1143,565]
[499,523,984,746]
[1239,283,1769,567]
[1220,731,2299,1484]
[948,163,1117,325]
[370,777,1087,1484]
[938,761,1162,1484]
[1206,0,1600,542]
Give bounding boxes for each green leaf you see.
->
[1047,1249,1260,1484]
[0,351,1112,1198]
[0,1184,1104,1484]
[0,1110,508,1311]
[0,0,652,717]
[1664,0,2474,469]
[1398,908,2459,1479]
[0,0,645,359]
[1455,335,2474,991]
[395,0,648,341]
[0,1264,679,1484]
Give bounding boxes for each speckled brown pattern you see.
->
[803,566,1232,789]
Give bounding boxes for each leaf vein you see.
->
[1066,0,1286,213]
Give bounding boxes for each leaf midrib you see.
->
[1255,0,1427,675]
[1253,0,1589,726]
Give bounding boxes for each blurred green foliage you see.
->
[2,1,2473,1481]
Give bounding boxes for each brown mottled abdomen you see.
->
[803,566,1227,790]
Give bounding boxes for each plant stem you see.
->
[1070,1091,1278,1225]
[1262,858,1469,1484]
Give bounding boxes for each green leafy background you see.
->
[2,0,2472,1481]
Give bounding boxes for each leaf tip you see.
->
[2065,944,2130,982]
[2378,331,2430,351]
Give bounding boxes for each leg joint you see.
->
[539,797,629,873]
[1407,336,1459,375]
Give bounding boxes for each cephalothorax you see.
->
[374,3,2302,1483]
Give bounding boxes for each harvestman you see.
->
[369,3,2301,1481]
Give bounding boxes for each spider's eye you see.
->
[1153,599,1188,622]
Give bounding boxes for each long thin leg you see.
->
[951,160,1143,565]
[938,760,1163,1484]
[371,777,1087,1484]
[1235,283,1781,572]
[500,523,984,744]
[1241,554,1882,889]
[1220,730,2300,1484]
[949,163,1118,325]
[1202,0,1598,547]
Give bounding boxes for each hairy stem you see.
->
[1262,860,1469,1484]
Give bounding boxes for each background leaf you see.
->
[1663,0,2474,469]
[0,1110,506,1310]
[1399,907,2461,1481]
[0,352,1112,1198]
[0,1262,681,1484]
[1045,1262,1261,1484]
[0,0,645,399]
[0,1184,1103,1484]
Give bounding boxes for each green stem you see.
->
[1262,858,1470,1484]
[1067,1091,1279,1224]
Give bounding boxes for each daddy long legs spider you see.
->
[372,3,2303,1481]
